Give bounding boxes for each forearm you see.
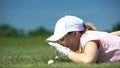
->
[47,42,98,64]
[67,50,96,64]
[110,31,120,36]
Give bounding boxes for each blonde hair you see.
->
[84,22,97,31]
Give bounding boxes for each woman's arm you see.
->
[68,41,98,64]
[110,31,120,36]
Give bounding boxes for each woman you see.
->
[46,15,120,64]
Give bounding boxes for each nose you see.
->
[59,41,64,46]
[59,40,65,46]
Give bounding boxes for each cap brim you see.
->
[46,33,66,42]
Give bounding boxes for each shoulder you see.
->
[80,31,100,47]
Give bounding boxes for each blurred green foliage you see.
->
[0,21,120,37]
[0,23,25,37]
[28,27,52,36]
[0,23,53,37]
[111,21,120,31]
[105,21,120,32]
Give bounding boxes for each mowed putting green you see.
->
[0,37,120,68]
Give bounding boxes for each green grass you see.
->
[0,36,120,68]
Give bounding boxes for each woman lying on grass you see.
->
[46,15,120,64]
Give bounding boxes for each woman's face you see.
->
[59,32,81,51]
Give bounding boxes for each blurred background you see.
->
[0,0,120,37]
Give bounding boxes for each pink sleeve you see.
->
[80,33,99,47]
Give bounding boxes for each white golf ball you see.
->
[48,59,54,64]
[55,56,59,59]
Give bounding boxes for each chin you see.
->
[69,47,77,52]
[70,48,77,52]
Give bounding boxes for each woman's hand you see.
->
[48,42,70,57]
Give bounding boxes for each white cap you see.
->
[46,15,84,42]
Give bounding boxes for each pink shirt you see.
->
[80,31,120,62]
